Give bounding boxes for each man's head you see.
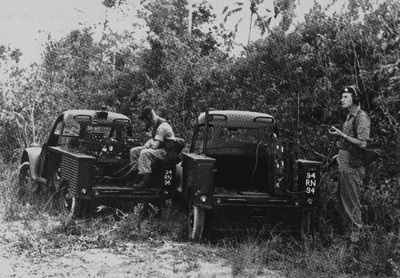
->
[139,107,155,131]
[340,85,361,109]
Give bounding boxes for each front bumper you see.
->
[90,186,168,201]
[201,194,311,233]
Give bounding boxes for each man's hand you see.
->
[144,139,152,149]
[151,139,161,149]
[328,126,344,138]
[144,138,161,150]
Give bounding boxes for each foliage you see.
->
[223,0,271,44]
[0,45,22,65]
[222,0,297,44]
[102,0,126,9]
[41,28,135,111]
[133,0,227,136]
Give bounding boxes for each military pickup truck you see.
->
[19,108,182,222]
[179,110,322,240]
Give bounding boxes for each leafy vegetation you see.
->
[1,0,400,276]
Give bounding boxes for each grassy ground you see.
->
[1,163,399,277]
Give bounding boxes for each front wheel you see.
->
[59,181,82,223]
[18,162,40,203]
[189,205,205,241]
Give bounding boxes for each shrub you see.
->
[0,163,24,221]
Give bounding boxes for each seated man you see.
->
[130,107,175,188]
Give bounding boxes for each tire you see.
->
[18,162,40,203]
[171,190,183,206]
[59,181,82,223]
[189,205,205,241]
[48,168,61,191]
[300,211,311,239]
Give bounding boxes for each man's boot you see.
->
[132,173,152,189]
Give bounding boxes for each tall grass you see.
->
[0,162,24,221]
[0,161,60,222]
[220,229,400,277]
[97,202,188,242]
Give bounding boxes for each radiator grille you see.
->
[60,155,94,196]
[61,156,79,195]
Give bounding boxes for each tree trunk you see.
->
[248,12,254,44]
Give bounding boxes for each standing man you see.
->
[329,85,370,242]
[130,107,175,188]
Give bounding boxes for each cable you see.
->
[251,141,264,188]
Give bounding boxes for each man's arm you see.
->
[144,139,152,149]
[152,122,174,150]
[341,130,367,148]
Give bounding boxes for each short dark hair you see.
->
[138,107,153,121]
[342,85,361,105]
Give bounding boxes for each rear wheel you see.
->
[300,211,311,239]
[189,205,205,241]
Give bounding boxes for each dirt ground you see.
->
[0,216,285,278]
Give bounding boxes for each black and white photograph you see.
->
[0,0,398,277]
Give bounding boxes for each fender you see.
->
[21,147,42,181]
